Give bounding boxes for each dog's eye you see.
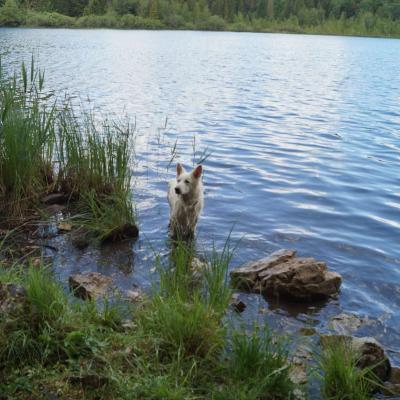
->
[177,179,181,183]
[185,180,190,184]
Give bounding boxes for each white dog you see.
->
[168,163,204,240]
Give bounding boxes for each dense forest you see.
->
[0,0,400,36]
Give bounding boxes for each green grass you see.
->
[0,58,56,215]
[318,340,381,400]
[0,241,297,400]
[0,59,136,242]
[57,111,133,200]
[72,189,136,242]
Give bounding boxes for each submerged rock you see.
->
[320,335,391,381]
[230,249,341,301]
[289,344,313,387]
[69,272,113,300]
[70,228,91,250]
[230,293,247,313]
[383,367,400,395]
[328,313,364,335]
[125,289,145,303]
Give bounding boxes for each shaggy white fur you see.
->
[168,163,204,240]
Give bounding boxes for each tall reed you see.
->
[0,59,136,238]
[0,58,56,215]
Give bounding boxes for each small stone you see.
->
[383,367,400,395]
[298,327,316,336]
[125,289,144,303]
[293,388,306,400]
[41,193,67,205]
[389,367,400,383]
[290,364,308,385]
[31,257,42,267]
[121,320,137,330]
[0,283,27,316]
[230,293,247,313]
[289,344,312,386]
[69,272,113,300]
[57,221,72,232]
[329,313,363,335]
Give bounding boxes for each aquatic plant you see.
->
[318,340,381,400]
[0,59,136,243]
[0,59,56,215]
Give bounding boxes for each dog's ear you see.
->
[177,163,185,177]
[192,165,202,179]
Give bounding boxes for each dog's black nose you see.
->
[175,187,181,195]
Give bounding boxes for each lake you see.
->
[1,28,399,364]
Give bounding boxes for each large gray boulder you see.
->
[230,249,341,301]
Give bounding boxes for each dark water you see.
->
[1,28,400,364]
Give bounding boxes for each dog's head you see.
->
[174,163,202,196]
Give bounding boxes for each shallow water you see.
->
[1,28,400,364]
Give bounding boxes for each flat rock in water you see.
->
[69,272,113,300]
[230,249,341,301]
[320,335,391,381]
[328,313,363,335]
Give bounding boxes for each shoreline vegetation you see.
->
[0,0,400,38]
[0,60,395,399]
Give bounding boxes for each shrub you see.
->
[0,0,24,27]
[0,60,56,215]
[198,14,226,30]
[25,11,75,28]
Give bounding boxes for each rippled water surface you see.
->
[1,28,399,363]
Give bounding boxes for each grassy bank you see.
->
[0,241,297,400]
[0,59,137,243]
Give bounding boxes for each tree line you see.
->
[1,0,400,35]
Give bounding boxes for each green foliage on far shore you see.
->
[0,0,400,36]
